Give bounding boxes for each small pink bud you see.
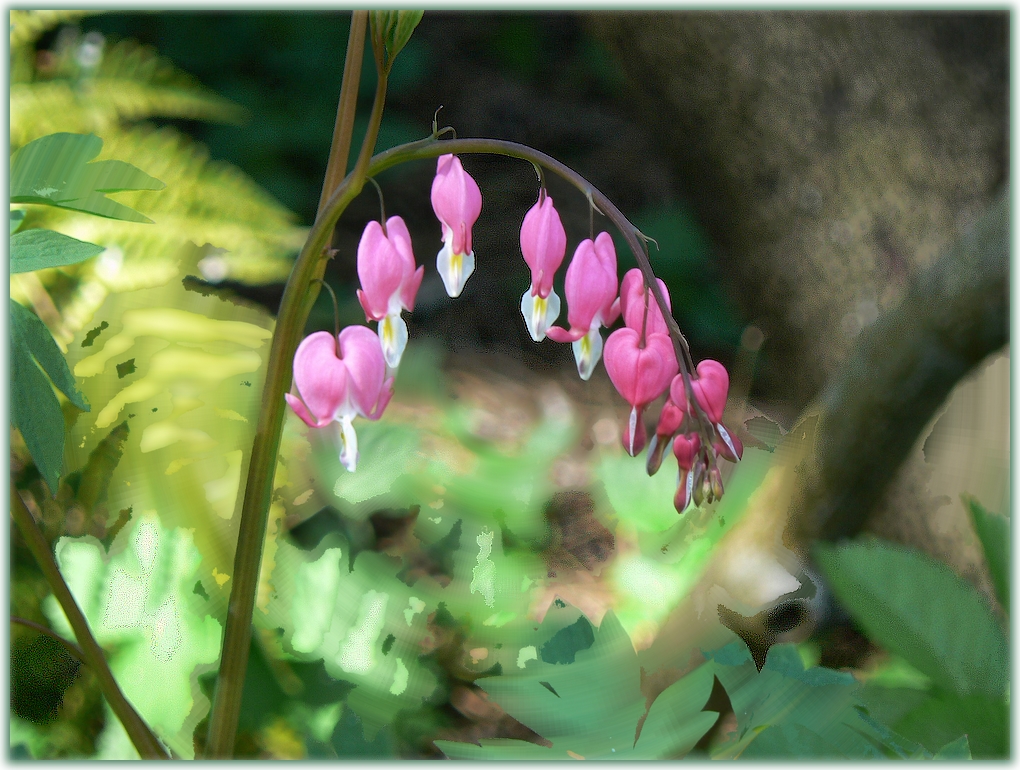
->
[691,359,729,423]
[674,469,693,514]
[672,432,701,471]
[622,406,648,457]
[646,433,666,475]
[431,154,482,298]
[714,423,743,462]
[655,398,684,438]
[619,268,671,337]
[709,466,725,501]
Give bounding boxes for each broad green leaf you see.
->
[10,209,26,234]
[10,132,164,223]
[11,330,65,493]
[815,540,1008,697]
[10,297,87,493]
[706,641,887,759]
[964,495,1009,614]
[10,227,105,273]
[437,612,716,760]
[10,298,89,410]
[933,734,972,759]
[740,723,847,758]
[43,514,222,759]
[894,691,1007,759]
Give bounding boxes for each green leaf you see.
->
[10,227,105,273]
[894,691,1007,759]
[11,322,65,493]
[740,723,847,758]
[10,132,164,223]
[437,612,716,760]
[706,641,888,759]
[964,495,1009,614]
[815,540,1008,697]
[10,209,26,234]
[933,733,972,759]
[10,299,89,410]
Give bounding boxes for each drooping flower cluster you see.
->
[288,154,482,472]
[288,151,742,513]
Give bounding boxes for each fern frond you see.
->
[11,81,118,146]
[23,125,305,340]
[90,38,247,125]
[9,10,99,48]
[11,39,245,148]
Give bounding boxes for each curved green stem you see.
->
[208,127,701,756]
[363,135,704,412]
[10,489,169,759]
[203,49,389,760]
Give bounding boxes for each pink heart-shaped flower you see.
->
[691,359,729,423]
[603,327,678,409]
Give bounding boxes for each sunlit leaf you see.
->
[42,514,222,758]
[11,228,105,273]
[10,132,164,222]
[815,540,1008,697]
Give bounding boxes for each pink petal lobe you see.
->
[291,331,348,425]
[431,155,482,256]
[603,328,677,409]
[337,325,386,418]
[357,220,404,319]
[520,196,566,297]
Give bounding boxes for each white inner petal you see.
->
[337,414,360,473]
[571,325,604,381]
[436,237,475,298]
[379,312,409,369]
[521,288,560,342]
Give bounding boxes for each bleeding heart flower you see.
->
[603,327,678,456]
[285,326,394,472]
[672,433,701,514]
[519,192,566,341]
[645,396,685,476]
[546,232,621,380]
[619,268,672,337]
[431,154,482,298]
[356,216,424,369]
[691,359,729,423]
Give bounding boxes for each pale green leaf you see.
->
[11,227,105,273]
[10,132,164,222]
